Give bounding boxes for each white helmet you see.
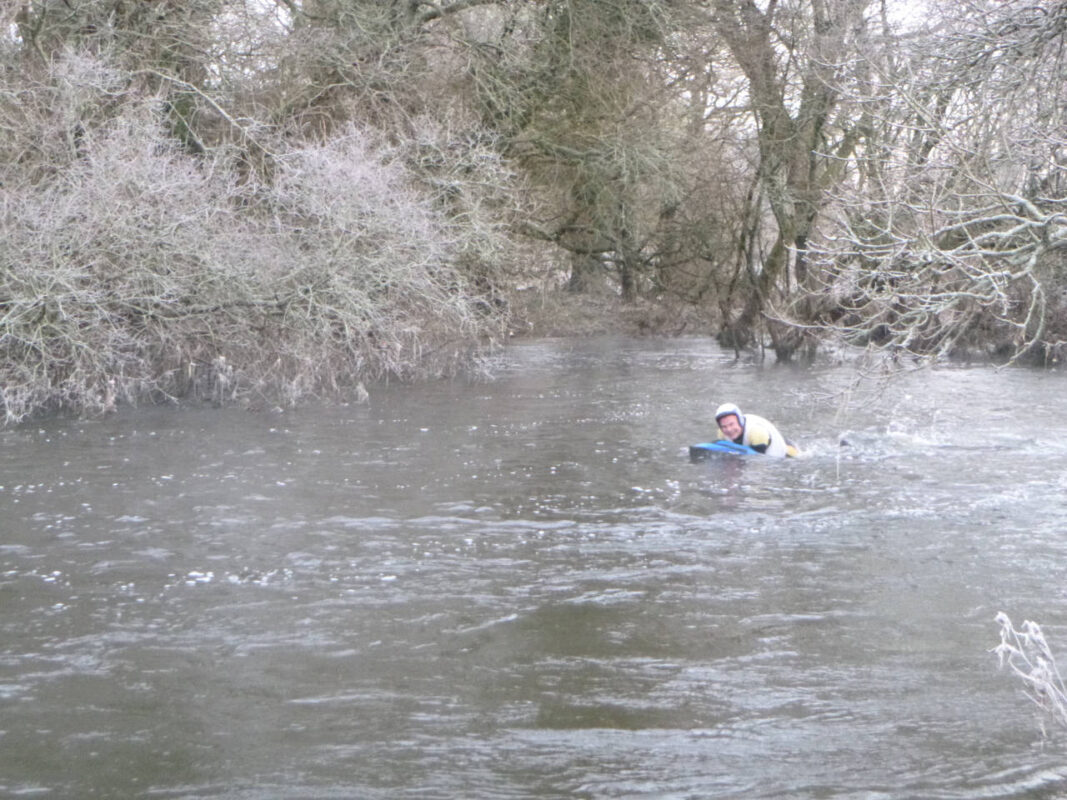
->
[715,402,744,427]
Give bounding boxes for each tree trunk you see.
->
[710,0,867,349]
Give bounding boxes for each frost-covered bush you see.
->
[0,53,507,423]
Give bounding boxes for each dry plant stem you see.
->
[994,612,1067,735]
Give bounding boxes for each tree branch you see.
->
[416,0,502,25]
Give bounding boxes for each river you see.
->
[2,336,1067,799]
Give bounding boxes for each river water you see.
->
[3,337,1067,799]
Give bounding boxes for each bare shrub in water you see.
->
[994,612,1067,737]
[0,53,505,424]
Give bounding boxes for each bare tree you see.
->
[803,0,1067,363]
[462,0,689,301]
[14,0,229,151]
[706,0,874,358]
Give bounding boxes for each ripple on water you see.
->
[3,346,1067,798]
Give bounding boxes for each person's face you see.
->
[718,414,743,440]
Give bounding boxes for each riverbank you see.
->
[508,288,721,339]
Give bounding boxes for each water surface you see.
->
[3,337,1067,798]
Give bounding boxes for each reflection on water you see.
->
[3,337,1067,798]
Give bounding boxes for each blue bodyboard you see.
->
[689,440,759,460]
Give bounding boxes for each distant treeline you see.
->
[2,1,1065,421]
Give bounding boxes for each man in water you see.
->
[715,402,799,458]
